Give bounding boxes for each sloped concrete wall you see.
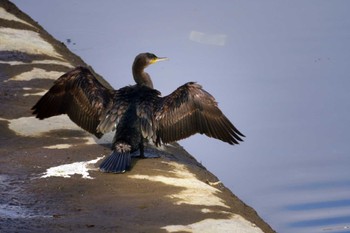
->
[0,1,275,232]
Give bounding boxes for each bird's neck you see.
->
[132,65,154,89]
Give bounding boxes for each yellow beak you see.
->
[151,57,169,64]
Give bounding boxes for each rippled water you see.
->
[269,176,350,232]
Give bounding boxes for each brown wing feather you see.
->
[155,82,244,145]
[31,67,114,138]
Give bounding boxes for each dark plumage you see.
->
[32,53,244,173]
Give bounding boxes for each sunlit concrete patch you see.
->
[162,215,263,233]
[7,67,64,81]
[84,136,99,145]
[6,115,82,137]
[41,156,104,179]
[200,208,230,214]
[129,162,229,208]
[189,30,227,46]
[22,87,48,97]
[4,115,97,146]
[0,28,63,58]
[0,59,73,68]
[0,7,35,28]
[43,144,72,149]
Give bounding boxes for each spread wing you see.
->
[155,82,244,145]
[31,66,114,138]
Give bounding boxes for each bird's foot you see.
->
[130,151,160,158]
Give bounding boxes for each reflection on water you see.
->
[276,179,350,233]
[286,199,350,211]
[286,198,350,231]
[289,217,350,229]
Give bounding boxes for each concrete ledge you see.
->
[0,1,275,232]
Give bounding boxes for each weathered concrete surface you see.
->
[0,1,275,232]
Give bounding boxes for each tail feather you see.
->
[99,151,131,173]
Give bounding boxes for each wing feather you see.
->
[155,82,244,145]
[31,67,114,138]
[97,92,130,134]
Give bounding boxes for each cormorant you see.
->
[32,53,244,173]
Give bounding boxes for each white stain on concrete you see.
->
[162,216,263,233]
[189,30,227,46]
[129,162,229,208]
[41,156,104,179]
[0,7,35,28]
[0,27,62,59]
[7,68,64,81]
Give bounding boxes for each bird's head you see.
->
[134,53,168,69]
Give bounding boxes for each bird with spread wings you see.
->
[32,53,244,173]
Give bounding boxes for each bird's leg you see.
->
[139,137,145,158]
